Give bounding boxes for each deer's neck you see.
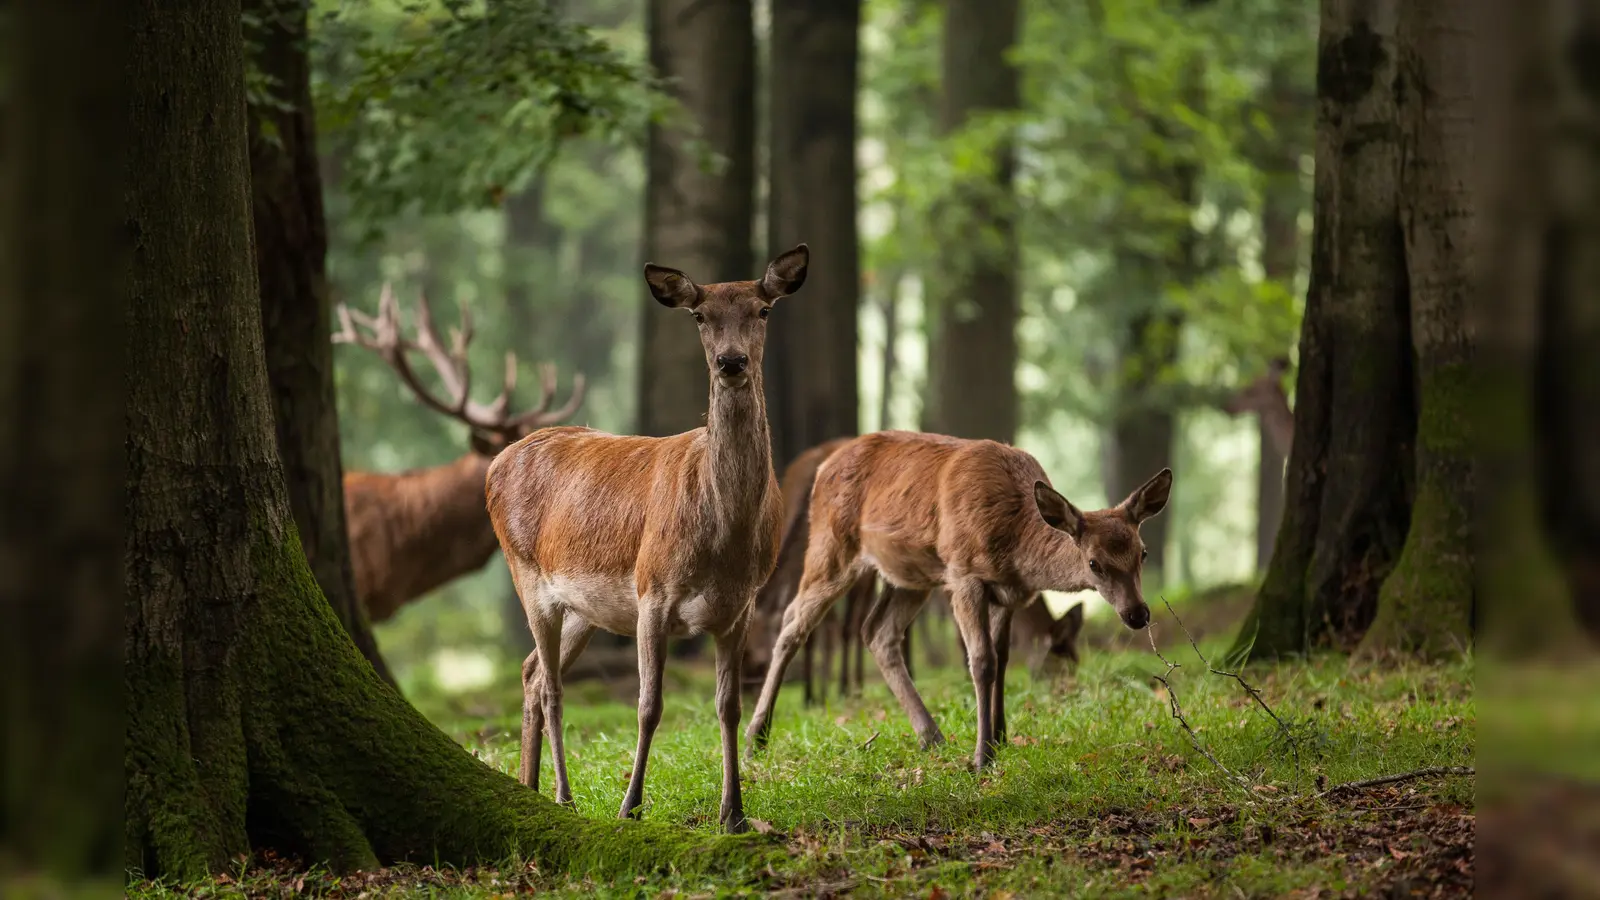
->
[1021,524,1095,595]
[1261,393,1295,457]
[702,375,773,526]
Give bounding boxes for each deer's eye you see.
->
[692,311,705,325]
[758,306,770,319]
[1088,559,1102,575]
[1141,548,1149,561]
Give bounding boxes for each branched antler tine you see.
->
[332,303,361,345]
[511,370,587,429]
[409,289,471,414]
[476,351,518,426]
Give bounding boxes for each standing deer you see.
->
[485,245,810,834]
[333,285,586,624]
[1222,357,1294,457]
[746,430,1171,770]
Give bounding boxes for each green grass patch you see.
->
[129,642,1476,897]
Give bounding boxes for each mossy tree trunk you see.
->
[1,0,126,882]
[124,0,771,879]
[1358,0,1475,658]
[923,0,1021,446]
[638,0,755,437]
[764,0,861,468]
[1228,0,1416,663]
[245,0,393,685]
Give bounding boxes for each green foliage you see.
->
[311,0,664,222]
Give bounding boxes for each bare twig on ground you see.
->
[1316,766,1475,799]
[1161,597,1303,787]
[1147,626,1253,794]
[859,730,880,752]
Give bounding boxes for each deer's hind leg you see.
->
[746,536,866,752]
[861,584,942,749]
[521,615,596,791]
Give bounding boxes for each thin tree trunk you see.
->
[923,0,1020,444]
[246,0,393,685]
[1252,66,1307,573]
[639,0,756,437]
[1229,0,1414,663]
[0,0,126,880]
[765,0,861,467]
[879,268,903,431]
[1360,0,1475,658]
[124,0,762,878]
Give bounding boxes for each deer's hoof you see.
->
[723,813,749,835]
[919,732,946,751]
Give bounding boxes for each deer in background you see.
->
[486,245,810,834]
[1222,357,1294,457]
[333,286,587,624]
[746,430,1171,770]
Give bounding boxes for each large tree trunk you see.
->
[1228,0,1415,663]
[638,0,756,437]
[1359,0,1475,657]
[246,0,393,685]
[764,0,861,468]
[1252,66,1309,573]
[922,0,1020,444]
[1,0,126,881]
[123,0,765,879]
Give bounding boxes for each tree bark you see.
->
[0,0,126,881]
[1229,0,1415,662]
[246,0,393,685]
[638,0,756,437]
[764,0,861,468]
[1359,0,1475,658]
[124,0,768,879]
[923,0,1020,445]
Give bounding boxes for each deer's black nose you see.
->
[716,353,749,376]
[1122,605,1150,630]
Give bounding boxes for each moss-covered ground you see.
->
[127,620,1476,898]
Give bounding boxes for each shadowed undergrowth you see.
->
[128,635,1474,898]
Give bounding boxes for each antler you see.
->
[333,283,586,437]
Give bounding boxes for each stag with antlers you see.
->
[334,284,585,623]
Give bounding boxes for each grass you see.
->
[130,628,1476,898]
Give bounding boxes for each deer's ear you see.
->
[1034,481,1085,538]
[644,264,700,308]
[1120,467,1173,524]
[760,243,809,300]
[470,431,507,457]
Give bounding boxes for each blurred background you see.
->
[310,0,1314,698]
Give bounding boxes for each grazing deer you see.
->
[333,286,586,624]
[1222,357,1294,457]
[745,437,882,703]
[335,287,585,622]
[486,245,810,834]
[746,430,1171,770]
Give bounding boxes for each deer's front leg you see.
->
[987,601,1014,749]
[947,578,996,771]
[620,606,669,821]
[713,609,750,833]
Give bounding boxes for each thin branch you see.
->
[1161,597,1302,787]
[1147,626,1252,793]
[1316,766,1474,799]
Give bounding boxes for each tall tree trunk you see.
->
[639,0,756,437]
[1359,0,1475,657]
[123,0,762,878]
[1,0,126,881]
[1475,0,1592,657]
[1229,0,1415,663]
[245,0,393,686]
[764,0,861,467]
[923,0,1020,444]
[1252,66,1309,573]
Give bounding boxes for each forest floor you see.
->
[128,616,1478,899]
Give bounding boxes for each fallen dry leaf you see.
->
[928,885,951,900]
